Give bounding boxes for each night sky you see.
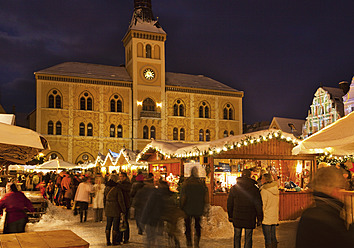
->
[1,0,354,126]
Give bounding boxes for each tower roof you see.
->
[128,0,165,34]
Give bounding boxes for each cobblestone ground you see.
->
[70,210,298,248]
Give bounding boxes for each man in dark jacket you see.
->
[296,166,354,248]
[227,169,263,248]
[180,166,209,248]
[130,172,145,235]
[117,172,132,244]
[104,174,126,246]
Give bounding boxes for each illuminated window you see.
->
[56,121,62,135]
[87,123,93,136]
[230,131,234,136]
[150,126,156,139]
[199,129,204,141]
[117,125,123,138]
[173,128,178,140]
[110,125,115,137]
[224,130,228,138]
[206,129,210,141]
[180,128,185,141]
[79,123,85,136]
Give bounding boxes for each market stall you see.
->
[0,122,49,169]
[138,130,316,220]
[36,159,79,171]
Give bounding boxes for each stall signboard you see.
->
[184,162,206,178]
[215,162,231,172]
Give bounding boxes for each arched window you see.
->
[205,106,209,118]
[110,124,115,137]
[173,128,178,140]
[150,126,156,139]
[199,106,204,118]
[117,100,122,112]
[180,128,185,141]
[143,98,155,111]
[87,123,93,136]
[223,108,228,119]
[229,108,233,120]
[206,129,210,141]
[80,97,86,110]
[230,131,234,136]
[179,104,184,116]
[224,130,228,138]
[199,101,210,118]
[173,100,185,117]
[48,95,54,108]
[55,95,62,108]
[48,121,53,135]
[110,100,116,112]
[146,44,152,58]
[143,126,149,139]
[199,129,204,141]
[173,104,178,116]
[223,103,234,120]
[79,123,85,136]
[56,121,62,135]
[117,125,123,138]
[87,97,93,111]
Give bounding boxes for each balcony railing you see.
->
[140,111,161,118]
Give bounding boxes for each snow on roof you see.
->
[35,62,132,83]
[166,72,241,93]
[138,129,300,160]
[270,117,305,138]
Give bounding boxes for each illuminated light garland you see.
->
[136,131,301,161]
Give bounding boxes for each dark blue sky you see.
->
[1,0,354,125]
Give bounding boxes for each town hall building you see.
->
[32,0,243,164]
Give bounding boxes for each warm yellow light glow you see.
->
[296,162,303,174]
[137,101,143,106]
[156,102,162,108]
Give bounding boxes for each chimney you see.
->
[339,81,350,95]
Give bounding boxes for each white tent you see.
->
[36,159,78,170]
[0,122,49,164]
[292,111,354,156]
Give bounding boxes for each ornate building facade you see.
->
[302,86,345,138]
[33,0,243,163]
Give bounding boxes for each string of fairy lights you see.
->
[136,130,300,162]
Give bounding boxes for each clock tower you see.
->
[122,0,167,150]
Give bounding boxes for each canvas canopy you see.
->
[36,159,78,170]
[0,122,49,165]
[292,111,354,156]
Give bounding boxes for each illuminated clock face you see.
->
[143,68,155,80]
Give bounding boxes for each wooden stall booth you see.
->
[207,130,316,221]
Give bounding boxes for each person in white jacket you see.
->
[260,173,279,248]
[74,177,93,222]
[92,176,105,222]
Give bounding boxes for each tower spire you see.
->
[134,0,154,22]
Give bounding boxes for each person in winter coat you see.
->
[61,173,72,209]
[180,166,209,248]
[92,176,105,222]
[260,173,279,248]
[296,166,354,248]
[117,172,132,244]
[0,182,35,234]
[74,177,93,222]
[227,169,263,248]
[130,172,145,235]
[104,174,126,246]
